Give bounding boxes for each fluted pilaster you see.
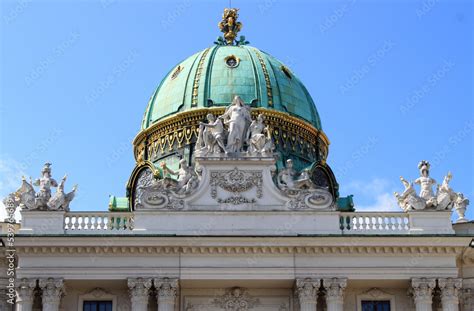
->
[296,278,320,311]
[323,278,347,311]
[154,278,179,311]
[39,278,64,311]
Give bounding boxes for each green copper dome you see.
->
[141,45,322,130]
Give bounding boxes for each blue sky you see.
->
[0,0,472,221]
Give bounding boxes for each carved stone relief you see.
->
[210,168,263,205]
[183,287,290,311]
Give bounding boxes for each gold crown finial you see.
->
[218,8,243,45]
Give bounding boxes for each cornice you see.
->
[15,245,465,256]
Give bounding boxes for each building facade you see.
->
[1,8,473,311]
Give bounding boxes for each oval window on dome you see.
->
[281,65,292,79]
[171,65,183,80]
[225,55,240,68]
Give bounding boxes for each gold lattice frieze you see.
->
[133,108,329,162]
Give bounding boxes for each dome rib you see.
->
[203,46,219,107]
[265,52,284,112]
[180,48,203,112]
[141,45,322,131]
[243,46,261,105]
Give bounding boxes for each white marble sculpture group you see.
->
[132,96,332,211]
[394,160,469,222]
[3,163,77,212]
[196,95,274,156]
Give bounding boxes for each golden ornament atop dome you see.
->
[218,8,243,45]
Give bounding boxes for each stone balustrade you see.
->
[64,212,134,232]
[340,212,410,234]
[17,210,453,235]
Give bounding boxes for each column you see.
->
[128,278,152,311]
[38,278,65,311]
[461,288,472,311]
[15,278,37,311]
[438,278,462,311]
[295,278,320,311]
[411,278,436,311]
[323,278,347,311]
[154,278,179,311]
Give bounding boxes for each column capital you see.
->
[322,278,347,298]
[154,278,179,311]
[16,278,37,304]
[38,278,65,308]
[411,278,436,304]
[127,277,152,305]
[295,278,320,305]
[438,278,462,306]
[323,278,347,311]
[154,277,179,299]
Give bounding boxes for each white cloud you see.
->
[356,192,399,212]
[343,177,400,212]
[0,157,26,222]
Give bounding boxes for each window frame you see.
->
[78,288,117,311]
[356,288,396,311]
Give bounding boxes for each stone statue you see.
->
[277,159,316,192]
[277,159,298,191]
[395,161,468,214]
[436,172,456,210]
[414,160,437,207]
[246,114,274,155]
[454,193,469,223]
[276,159,333,210]
[160,159,199,195]
[220,96,251,153]
[33,163,58,208]
[197,113,226,154]
[3,163,77,212]
[47,175,77,212]
[394,177,425,211]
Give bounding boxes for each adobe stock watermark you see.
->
[416,0,440,18]
[85,49,139,108]
[19,128,64,172]
[161,0,192,31]
[319,0,357,34]
[339,40,395,94]
[258,0,278,15]
[25,31,80,88]
[400,59,455,114]
[431,120,473,167]
[3,0,32,25]
[336,136,379,178]
[4,200,17,305]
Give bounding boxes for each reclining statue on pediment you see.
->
[275,159,334,210]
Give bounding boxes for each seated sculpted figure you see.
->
[436,172,456,210]
[246,114,273,155]
[277,159,297,190]
[160,159,198,195]
[198,113,226,154]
